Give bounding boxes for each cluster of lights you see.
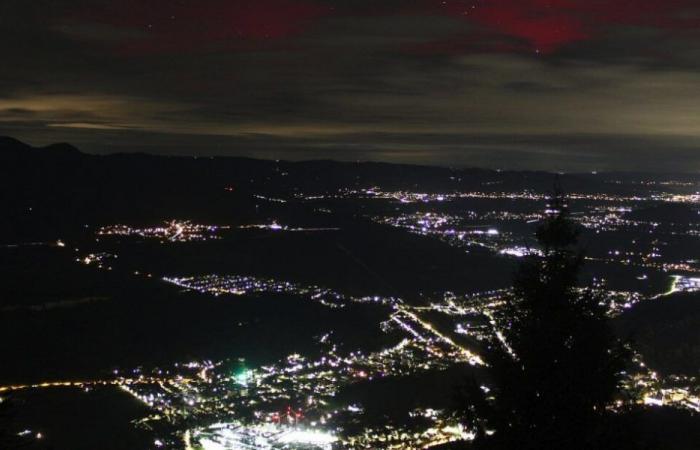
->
[372,212,512,254]
[16,180,700,448]
[99,278,495,448]
[111,333,478,449]
[78,252,117,269]
[618,353,700,413]
[651,275,700,299]
[162,274,399,308]
[311,188,662,204]
[196,423,336,450]
[252,194,288,203]
[238,223,340,232]
[97,220,226,242]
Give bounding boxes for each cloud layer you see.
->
[2,0,700,171]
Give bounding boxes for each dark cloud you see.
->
[1,0,699,171]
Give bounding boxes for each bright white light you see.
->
[499,246,542,258]
[196,423,336,450]
[643,395,664,407]
[278,429,337,446]
[500,247,526,257]
[199,438,227,450]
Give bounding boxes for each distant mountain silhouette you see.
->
[41,142,83,157]
[0,136,638,243]
[0,136,32,156]
[0,136,82,160]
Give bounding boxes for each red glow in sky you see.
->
[429,0,700,54]
[71,0,700,56]
[74,0,331,54]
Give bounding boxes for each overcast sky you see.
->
[2,0,700,171]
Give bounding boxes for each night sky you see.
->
[2,0,700,171]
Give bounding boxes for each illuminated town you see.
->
[97,221,227,242]
[4,178,700,449]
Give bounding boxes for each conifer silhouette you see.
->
[463,185,628,450]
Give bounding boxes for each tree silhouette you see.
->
[463,186,628,450]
